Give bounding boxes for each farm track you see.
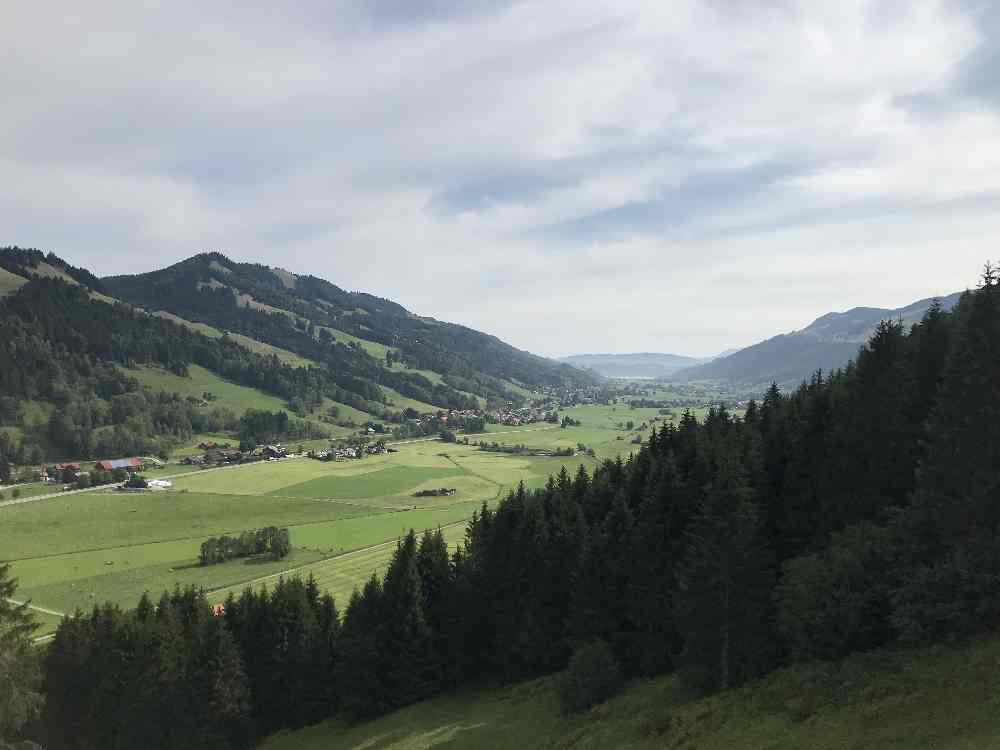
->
[0,426,559,510]
[5,597,64,642]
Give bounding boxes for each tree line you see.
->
[6,267,999,748]
[199,527,291,566]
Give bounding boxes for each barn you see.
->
[95,457,143,473]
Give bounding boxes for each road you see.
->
[4,598,65,642]
[0,425,560,509]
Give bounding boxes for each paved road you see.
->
[0,425,559,510]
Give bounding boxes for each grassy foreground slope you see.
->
[263,636,1000,750]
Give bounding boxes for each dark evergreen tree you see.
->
[0,564,43,743]
[673,439,775,692]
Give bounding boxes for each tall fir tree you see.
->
[0,563,43,743]
[674,438,775,692]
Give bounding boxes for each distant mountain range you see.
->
[559,352,717,379]
[670,292,964,388]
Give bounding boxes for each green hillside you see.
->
[103,252,594,407]
[122,364,289,414]
[263,636,1000,750]
[0,266,27,296]
[0,246,583,464]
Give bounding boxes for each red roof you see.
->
[96,457,142,471]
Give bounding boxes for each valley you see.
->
[2,399,672,637]
[2,246,994,750]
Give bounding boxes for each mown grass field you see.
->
[4,437,589,635]
[5,407,679,638]
[271,465,464,499]
[260,636,1000,750]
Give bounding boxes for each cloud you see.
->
[1,0,998,357]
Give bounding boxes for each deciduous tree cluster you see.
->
[199,527,291,566]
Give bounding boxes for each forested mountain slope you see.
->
[673,292,962,387]
[103,253,593,403]
[0,247,592,463]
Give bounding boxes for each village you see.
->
[2,386,611,497]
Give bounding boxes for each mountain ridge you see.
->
[671,291,964,387]
[101,251,596,403]
[0,246,598,460]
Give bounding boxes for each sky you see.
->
[2,0,999,358]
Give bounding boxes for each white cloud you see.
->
[1,0,997,357]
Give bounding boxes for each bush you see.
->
[558,640,624,714]
[11,488,20,499]
[891,547,1000,645]
[124,474,148,489]
[776,522,898,660]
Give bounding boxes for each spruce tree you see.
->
[627,450,688,675]
[0,564,43,743]
[380,530,433,707]
[206,620,252,747]
[340,576,387,719]
[674,439,775,692]
[416,528,453,688]
[910,269,1000,548]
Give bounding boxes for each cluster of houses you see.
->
[183,444,291,467]
[309,440,389,462]
[38,457,153,483]
[489,403,559,426]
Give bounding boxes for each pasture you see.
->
[261,635,1000,750]
[122,363,289,414]
[5,408,674,637]
[122,363,380,447]
[0,267,28,296]
[5,438,587,635]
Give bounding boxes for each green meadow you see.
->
[0,267,28,296]
[260,635,1000,750]
[5,407,663,637]
[271,465,464,499]
[121,363,290,414]
[6,437,599,635]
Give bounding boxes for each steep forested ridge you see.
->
[0,247,594,462]
[103,252,594,401]
[21,267,1000,749]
